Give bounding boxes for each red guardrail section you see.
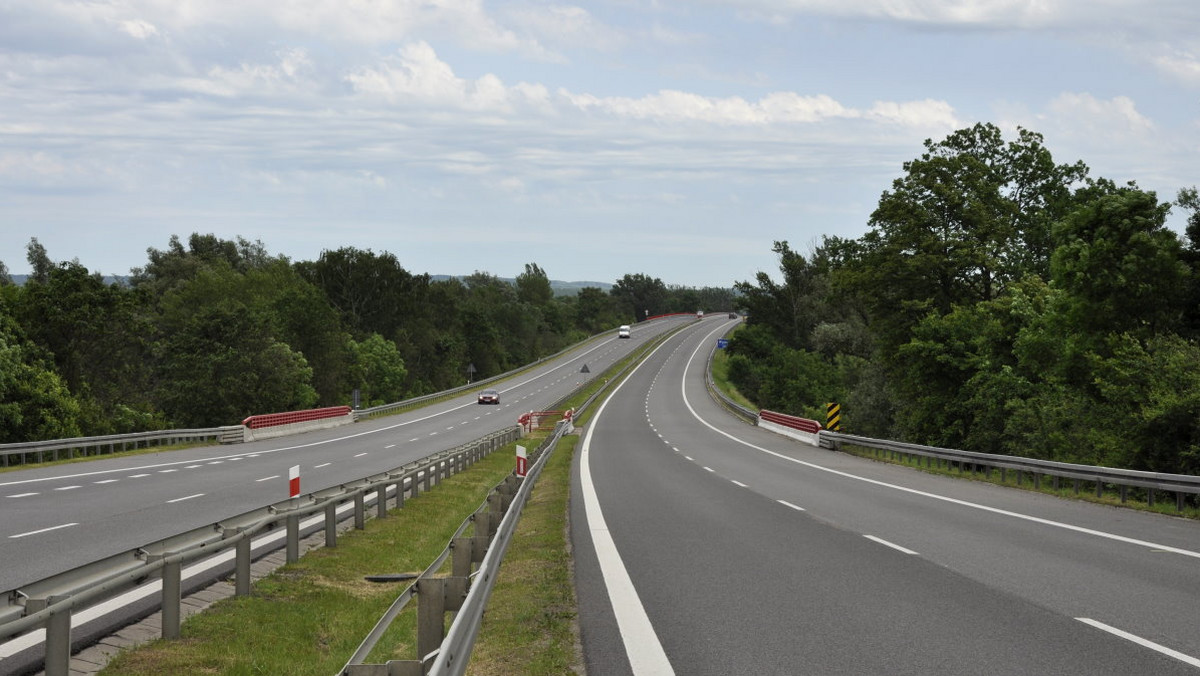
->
[759,409,822,434]
[242,406,353,430]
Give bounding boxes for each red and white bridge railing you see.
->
[757,409,823,447]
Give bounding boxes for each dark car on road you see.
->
[478,389,500,405]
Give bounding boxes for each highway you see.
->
[572,317,1200,674]
[0,319,684,673]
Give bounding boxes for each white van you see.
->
[618,325,631,338]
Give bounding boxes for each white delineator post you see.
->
[289,465,300,497]
[515,445,527,478]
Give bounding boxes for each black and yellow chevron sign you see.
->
[825,402,842,432]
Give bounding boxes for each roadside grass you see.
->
[466,435,580,676]
[98,442,527,676]
[709,344,755,411]
[840,444,1200,520]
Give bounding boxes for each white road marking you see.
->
[385,444,396,449]
[703,466,714,473]
[1077,618,1200,667]
[580,343,676,675]
[678,328,1200,561]
[865,535,919,555]
[256,476,279,482]
[314,463,331,469]
[732,480,748,488]
[129,474,150,478]
[355,453,368,458]
[10,523,78,539]
[94,479,118,484]
[159,469,177,473]
[167,494,203,503]
[7,493,38,498]
[54,486,81,491]
[778,500,806,512]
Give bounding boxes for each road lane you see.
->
[573,317,1200,674]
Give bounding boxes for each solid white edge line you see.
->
[1077,618,1200,667]
[778,500,806,512]
[580,343,676,675]
[864,534,919,555]
[677,326,1200,562]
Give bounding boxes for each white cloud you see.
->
[1046,92,1153,134]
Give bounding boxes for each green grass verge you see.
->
[466,435,580,675]
[709,344,755,411]
[98,442,528,676]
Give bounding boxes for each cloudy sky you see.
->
[2,1,1197,288]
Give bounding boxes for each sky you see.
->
[1,1,1197,288]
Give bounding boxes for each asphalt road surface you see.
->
[572,318,1200,675]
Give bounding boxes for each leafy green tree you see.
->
[348,333,408,407]
[1050,186,1185,344]
[0,260,11,286]
[295,247,424,339]
[611,273,668,321]
[515,263,553,306]
[842,124,1087,354]
[132,233,275,294]
[735,241,828,349]
[156,297,317,427]
[0,305,82,442]
[573,287,620,334]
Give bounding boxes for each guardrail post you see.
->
[355,493,366,529]
[397,478,407,508]
[377,486,389,519]
[326,502,339,548]
[163,559,182,639]
[416,577,469,665]
[287,514,300,563]
[236,535,252,596]
[423,465,432,492]
[28,596,71,676]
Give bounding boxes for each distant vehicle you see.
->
[696,310,704,318]
[618,325,631,339]
[477,389,500,405]
[728,312,739,319]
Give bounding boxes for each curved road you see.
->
[573,317,1200,675]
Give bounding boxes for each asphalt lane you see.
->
[0,320,682,593]
[572,318,1200,674]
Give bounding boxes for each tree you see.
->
[156,298,317,427]
[1050,186,1185,342]
[0,305,82,442]
[348,333,408,407]
[843,124,1088,353]
[515,263,553,306]
[735,241,828,350]
[611,273,668,321]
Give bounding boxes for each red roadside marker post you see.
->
[289,465,300,497]
[515,445,527,478]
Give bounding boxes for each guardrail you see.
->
[0,428,520,676]
[699,333,1200,513]
[341,419,571,676]
[823,431,1200,511]
[0,428,239,467]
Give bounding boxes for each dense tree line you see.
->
[727,123,1200,475]
[0,237,735,441]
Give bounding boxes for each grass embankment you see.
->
[709,344,755,411]
[99,440,558,675]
